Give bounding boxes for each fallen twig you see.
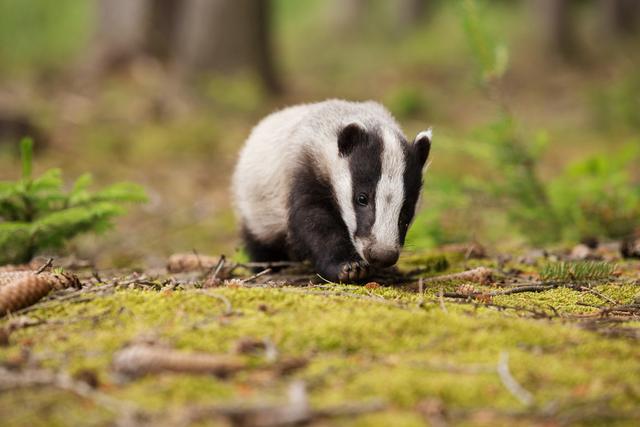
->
[489,284,557,296]
[112,344,245,378]
[241,261,302,269]
[578,286,618,305]
[438,287,448,314]
[34,258,54,275]
[416,278,425,308]
[497,352,534,407]
[204,255,227,287]
[198,291,234,316]
[0,367,140,419]
[173,381,385,427]
[241,268,272,284]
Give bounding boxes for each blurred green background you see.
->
[0,0,638,267]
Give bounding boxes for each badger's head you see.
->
[336,122,431,268]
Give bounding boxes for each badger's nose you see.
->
[365,246,399,268]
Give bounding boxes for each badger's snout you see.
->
[364,246,399,268]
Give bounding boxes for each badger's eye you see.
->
[356,193,369,207]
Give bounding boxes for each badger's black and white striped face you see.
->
[336,122,431,268]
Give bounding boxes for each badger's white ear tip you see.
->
[415,127,433,143]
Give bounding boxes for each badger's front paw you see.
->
[337,260,369,283]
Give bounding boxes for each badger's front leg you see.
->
[288,168,369,283]
[289,202,368,282]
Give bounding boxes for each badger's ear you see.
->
[413,128,432,167]
[338,122,368,157]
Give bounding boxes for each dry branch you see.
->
[112,344,245,378]
[176,381,385,427]
[0,367,139,418]
[496,352,534,406]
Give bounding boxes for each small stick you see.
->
[315,273,333,284]
[35,258,54,275]
[497,352,534,407]
[192,249,205,271]
[578,286,618,305]
[198,291,233,316]
[0,367,139,417]
[438,287,448,314]
[243,261,301,268]
[489,284,557,296]
[241,268,272,284]
[417,278,425,308]
[210,255,226,280]
[203,256,226,287]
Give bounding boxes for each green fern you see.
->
[0,138,147,264]
[539,261,616,283]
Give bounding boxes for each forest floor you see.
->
[1,246,639,427]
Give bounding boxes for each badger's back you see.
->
[232,100,404,245]
[232,104,309,243]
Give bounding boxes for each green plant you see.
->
[0,138,147,265]
[465,117,563,244]
[458,0,561,245]
[549,143,640,241]
[458,0,639,245]
[590,74,640,132]
[459,0,508,84]
[385,86,430,120]
[539,261,615,283]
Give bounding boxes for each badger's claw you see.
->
[337,260,369,283]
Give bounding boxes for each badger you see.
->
[232,99,431,282]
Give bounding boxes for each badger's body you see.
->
[232,99,431,282]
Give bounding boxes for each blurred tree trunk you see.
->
[92,0,282,94]
[329,0,368,33]
[535,0,579,61]
[174,0,282,94]
[144,0,183,61]
[395,0,432,29]
[601,0,639,37]
[95,0,149,66]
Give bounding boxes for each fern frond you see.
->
[29,203,125,251]
[539,261,615,283]
[0,139,147,265]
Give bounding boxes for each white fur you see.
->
[232,99,405,254]
[366,128,406,252]
[416,127,433,142]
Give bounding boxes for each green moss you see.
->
[1,279,639,426]
[398,252,451,273]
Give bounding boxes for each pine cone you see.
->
[0,271,33,288]
[167,253,219,273]
[0,272,80,316]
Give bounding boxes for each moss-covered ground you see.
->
[1,252,639,427]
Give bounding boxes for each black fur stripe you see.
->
[399,135,428,245]
[347,128,383,239]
